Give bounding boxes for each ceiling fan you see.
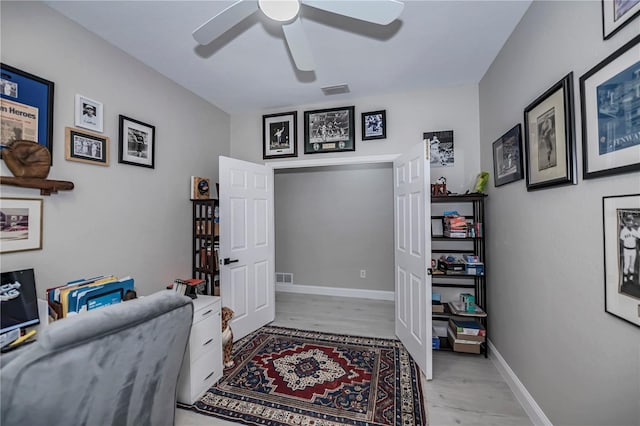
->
[192,0,404,72]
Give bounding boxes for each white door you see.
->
[219,156,275,340]
[394,140,432,379]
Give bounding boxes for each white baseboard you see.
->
[488,340,553,426]
[275,283,394,301]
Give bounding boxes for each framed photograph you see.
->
[65,127,109,166]
[523,73,576,191]
[263,111,297,159]
[0,197,43,254]
[74,94,103,133]
[304,106,355,154]
[361,110,386,140]
[118,115,155,168]
[0,63,54,163]
[603,193,640,328]
[602,0,640,40]
[492,124,524,187]
[424,130,454,168]
[580,35,640,179]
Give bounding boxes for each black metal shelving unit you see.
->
[192,199,219,296]
[431,193,488,357]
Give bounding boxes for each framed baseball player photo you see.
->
[603,193,640,328]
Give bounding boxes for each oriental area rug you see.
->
[179,326,427,426]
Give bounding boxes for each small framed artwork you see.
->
[602,0,640,40]
[603,193,640,328]
[0,63,54,162]
[492,124,524,187]
[74,94,103,133]
[523,73,576,191]
[263,111,297,159]
[580,35,640,179]
[0,197,43,254]
[118,115,155,169]
[65,127,109,166]
[424,130,454,168]
[361,110,386,140]
[304,106,355,154]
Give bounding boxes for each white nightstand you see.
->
[177,295,223,404]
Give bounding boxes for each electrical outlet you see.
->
[360,269,366,278]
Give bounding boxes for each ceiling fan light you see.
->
[259,0,300,22]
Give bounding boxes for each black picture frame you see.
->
[602,0,640,40]
[492,124,524,187]
[118,115,156,169]
[263,111,297,160]
[0,63,54,163]
[602,193,640,328]
[361,110,386,140]
[523,73,576,191]
[579,34,640,179]
[304,106,355,154]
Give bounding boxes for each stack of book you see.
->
[172,278,205,298]
[443,213,468,238]
[447,318,486,354]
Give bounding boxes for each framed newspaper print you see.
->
[523,73,576,191]
[580,35,640,179]
[0,63,54,163]
[603,193,640,328]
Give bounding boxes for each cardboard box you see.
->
[447,327,482,354]
[448,318,486,342]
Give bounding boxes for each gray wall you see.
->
[479,2,639,425]
[274,164,393,291]
[0,1,230,296]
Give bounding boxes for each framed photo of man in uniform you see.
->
[603,193,640,328]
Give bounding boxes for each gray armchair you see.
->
[1,290,193,426]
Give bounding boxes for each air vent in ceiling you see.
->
[321,84,350,96]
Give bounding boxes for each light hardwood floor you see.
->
[176,292,532,426]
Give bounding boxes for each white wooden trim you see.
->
[267,154,399,169]
[488,340,553,426]
[276,283,394,301]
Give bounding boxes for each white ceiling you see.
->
[46,1,532,114]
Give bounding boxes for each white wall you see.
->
[0,1,230,296]
[231,85,482,194]
[479,2,639,425]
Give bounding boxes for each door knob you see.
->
[223,258,239,265]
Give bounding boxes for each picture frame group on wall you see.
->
[118,115,155,169]
[304,106,355,154]
[74,94,104,133]
[263,111,297,159]
[523,72,576,191]
[601,0,640,40]
[602,193,640,328]
[579,34,640,179]
[0,63,54,162]
[361,110,386,140]
[0,197,43,254]
[492,124,524,187]
[65,127,109,166]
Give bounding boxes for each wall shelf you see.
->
[1,176,74,195]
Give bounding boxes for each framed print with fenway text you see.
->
[603,193,640,328]
[0,64,54,163]
[304,106,355,154]
[523,73,576,191]
[263,111,297,159]
[580,35,640,179]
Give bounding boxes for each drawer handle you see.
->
[204,371,215,381]
[201,309,213,317]
[203,338,214,346]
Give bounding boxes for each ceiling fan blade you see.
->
[282,18,315,71]
[192,0,259,45]
[301,0,404,25]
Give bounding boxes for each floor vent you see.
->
[276,272,293,285]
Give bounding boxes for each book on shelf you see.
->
[447,301,487,317]
[190,176,211,200]
[450,318,486,336]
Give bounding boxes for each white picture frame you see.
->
[74,94,104,133]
